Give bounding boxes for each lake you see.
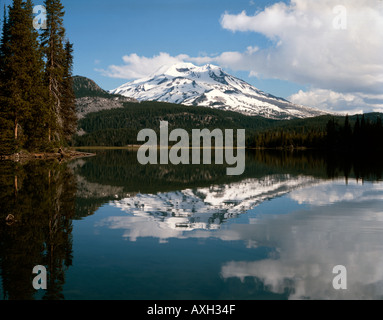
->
[1,150,383,300]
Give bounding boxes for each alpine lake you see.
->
[1,149,383,300]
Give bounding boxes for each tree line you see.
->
[247,114,383,152]
[71,101,273,147]
[0,0,76,155]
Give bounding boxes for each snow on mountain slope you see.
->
[110,63,327,120]
[103,174,320,241]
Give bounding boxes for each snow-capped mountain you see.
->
[110,63,327,120]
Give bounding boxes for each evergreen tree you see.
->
[326,118,339,149]
[342,114,352,149]
[0,0,74,155]
[0,6,16,155]
[60,40,77,142]
[23,0,50,151]
[0,5,9,73]
[353,115,361,148]
[1,0,28,148]
[41,0,66,144]
[0,0,47,152]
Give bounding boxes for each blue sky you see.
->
[1,0,382,114]
[64,0,300,96]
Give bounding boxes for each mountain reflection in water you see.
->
[1,150,383,300]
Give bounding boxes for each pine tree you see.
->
[0,6,15,155]
[353,115,361,148]
[0,0,74,155]
[0,0,50,153]
[1,0,41,150]
[1,0,28,148]
[342,114,352,149]
[0,5,10,72]
[23,0,50,151]
[41,0,66,144]
[60,40,77,142]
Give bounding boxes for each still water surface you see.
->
[1,150,383,300]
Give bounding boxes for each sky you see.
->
[1,0,383,114]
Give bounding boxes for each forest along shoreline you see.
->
[0,148,96,162]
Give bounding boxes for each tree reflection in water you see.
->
[0,149,382,300]
[0,161,75,300]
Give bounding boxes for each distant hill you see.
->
[73,76,117,99]
[73,76,137,119]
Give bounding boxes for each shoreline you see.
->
[0,148,96,162]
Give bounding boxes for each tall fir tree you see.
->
[40,0,66,144]
[1,0,28,150]
[0,0,75,155]
[0,0,48,153]
[0,6,16,155]
[0,6,10,73]
[61,40,77,142]
[23,0,50,151]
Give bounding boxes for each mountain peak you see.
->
[154,62,224,79]
[151,62,196,77]
[110,63,328,120]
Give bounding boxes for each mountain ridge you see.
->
[73,75,137,119]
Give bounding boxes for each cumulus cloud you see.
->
[219,0,383,113]
[99,0,383,113]
[289,89,383,114]
[99,52,190,79]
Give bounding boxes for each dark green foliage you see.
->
[0,116,16,155]
[72,101,276,147]
[61,41,77,142]
[0,0,49,153]
[325,115,383,152]
[40,0,66,143]
[248,113,383,151]
[0,0,75,155]
[72,100,383,151]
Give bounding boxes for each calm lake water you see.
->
[1,150,383,300]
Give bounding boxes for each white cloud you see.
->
[99,0,383,113]
[219,0,383,113]
[98,50,260,81]
[289,89,383,114]
[98,52,189,79]
[220,0,383,95]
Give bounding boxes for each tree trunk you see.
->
[14,118,18,140]
[14,175,18,196]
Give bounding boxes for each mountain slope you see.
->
[73,76,112,99]
[73,76,137,119]
[110,63,327,120]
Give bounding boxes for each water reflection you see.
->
[0,161,76,300]
[101,175,318,242]
[221,180,383,300]
[1,150,383,300]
